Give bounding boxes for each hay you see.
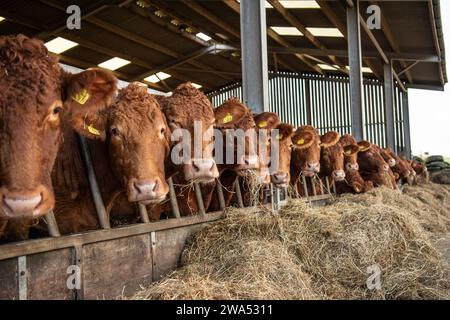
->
[132,184,450,300]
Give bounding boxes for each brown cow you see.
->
[357,141,397,189]
[336,134,373,194]
[384,148,414,185]
[410,160,429,184]
[320,131,345,182]
[0,35,116,240]
[53,83,171,234]
[270,123,295,188]
[290,126,322,196]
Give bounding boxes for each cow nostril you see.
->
[192,163,200,172]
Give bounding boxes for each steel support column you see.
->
[346,1,364,140]
[240,0,269,113]
[384,62,395,150]
[402,90,412,159]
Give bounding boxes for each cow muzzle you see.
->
[302,162,320,177]
[271,171,289,187]
[236,155,259,171]
[128,178,169,204]
[332,170,346,182]
[183,158,219,183]
[0,186,52,219]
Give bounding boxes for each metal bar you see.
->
[150,232,157,282]
[73,245,84,300]
[240,0,269,113]
[17,256,27,300]
[0,211,225,261]
[193,182,206,216]
[319,178,325,195]
[305,79,312,125]
[78,135,110,229]
[402,90,412,159]
[234,180,244,208]
[311,177,317,196]
[44,211,60,237]
[404,83,444,91]
[332,180,337,194]
[346,2,364,141]
[302,176,309,198]
[384,63,396,150]
[138,204,150,223]
[215,179,226,211]
[167,177,181,219]
[325,176,331,194]
[398,61,420,77]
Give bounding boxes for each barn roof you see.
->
[0,0,446,93]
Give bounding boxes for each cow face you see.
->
[375,146,396,168]
[214,98,259,174]
[161,83,219,183]
[383,148,412,184]
[86,84,170,204]
[270,123,294,188]
[0,35,117,219]
[291,126,321,177]
[320,131,345,182]
[357,141,394,188]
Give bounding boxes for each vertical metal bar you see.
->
[73,245,84,300]
[301,176,309,197]
[167,177,181,219]
[150,232,157,282]
[272,184,281,211]
[138,204,150,223]
[311,177,317,196]
[44,211,60,237]
[332,180,337,194]
[305,79,312,125]
[17,256,27,300]
[384,62,395,150]
[326,176,331,194]
[193,182,206,216]
[347,1,364,141]
[78,135,110,229]
[240,0,269,113]
[402,90,412,159]
[234,180,244,208]
[215,179,226,211]
[319,178,325,195]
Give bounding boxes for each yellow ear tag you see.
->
[72,88,90,105]
[359,145,370,152]
[276,133,283,140]
[355,186,361,193]
[87,124,101,136]
[297,138,305,145]
[223,113,233,124]
[345,149,352,155]
[258,120,268,128]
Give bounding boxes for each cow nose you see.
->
[129,178,168,203]
[239,155,259,169]
[332,170,346,181]
[350,163,359,170]
[388,159,396,167]
[306,162,320,172]
[184,158,219,182]
[271,172,289,186]
[2,193,42,218]
[383,164,390,171]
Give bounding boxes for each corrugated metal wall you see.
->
[208,72,406,153]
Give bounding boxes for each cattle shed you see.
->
[0,0,447,299]
[0,0,447,156]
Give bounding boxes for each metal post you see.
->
[346,1,364,141]
[402,90,412,159]
[384,62,395,150]
[215,179,226,211]
[167,177,181,219]
[78,135,110,229]
[194,182,206,216]
[234,180,244,208]
[138,204,150,223]
[44,211,60,237]
[240,0,269,113]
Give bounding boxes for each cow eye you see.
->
[52,106,63,115]
[110,127,120,136]
[160,127,166,134]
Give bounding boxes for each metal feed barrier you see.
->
[0,135,335,299]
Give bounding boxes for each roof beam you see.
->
[267,0,348,74]
[222,0,323,74]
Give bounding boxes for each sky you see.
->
[409,1,450,157]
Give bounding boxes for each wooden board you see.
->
[0,258,18,300]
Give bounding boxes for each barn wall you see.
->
[208,72,406,154]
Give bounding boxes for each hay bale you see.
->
[132,185,450,300]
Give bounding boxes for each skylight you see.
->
[0,17,5,23]
[98,57,131,71]
[196,32,212,42]
[144,72,172,83]
[271,26,343,37]
[271,26,303,36]
[192,83,202,89]
[44,37,78,54]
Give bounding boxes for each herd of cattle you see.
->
[0,35,429,243]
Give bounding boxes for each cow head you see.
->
[214,98,259,174]
[0,35,117,219]
[84,84,170,204]
[270,123,295,188]
[374,146,396,168]
[161,82,219,183]
[383,148,413,184]
[320,131,345,182]
[357,141,395,188]
[291,126,321,177]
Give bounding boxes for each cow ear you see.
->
[214,103,247,127]
[357,140,372,152]
[321,131,340,148]
[274,123,294,141]
[63,68,117,137]
[343,144,359,156]
[70,110,108,141]
[292,131,314,149]
[254,112,281,130]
